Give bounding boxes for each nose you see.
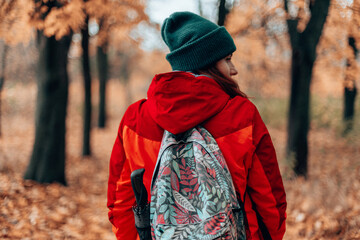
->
[229,60,238,76]
[230,62,238,76]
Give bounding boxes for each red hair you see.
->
[197,65,247,99]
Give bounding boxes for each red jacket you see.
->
[107,71,287,240]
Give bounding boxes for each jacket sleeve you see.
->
[246,107,287,240]
[107,120,139,240]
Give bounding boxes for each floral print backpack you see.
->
[150,126,246,240]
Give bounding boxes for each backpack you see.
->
[150,126,246,240]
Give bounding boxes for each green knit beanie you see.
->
[161,11,236,71]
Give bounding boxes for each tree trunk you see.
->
[285,0,330,177]
[287,47,313,176]
[344,86,357,133]
[97,43,108,128]
[81,17,92,156]
[24,32,72,185]
[343,37,358,134]
[0,44,8,137]
[218,0,228,26]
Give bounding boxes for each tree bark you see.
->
[97,43,108,128]
[0,44,8,137]
[285,0,330,177]
[81,16,92,156]
[218,0,229,26]
[344,86,357,133]
[343,37,358,134]
[287,47,313,176]
[24,32,72,185]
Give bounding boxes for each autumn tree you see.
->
[228,0,344,177]
[96,19,108,128]
[81,0,147,154]
[227,0,358,177]
[24,0,84,184]
[344,36,358,133]
[284,0,330,177]
[1,0,83,184]
[302,0,359,132]
[0,0,147,184]
[343,1,360,134]
[86,0,147,128]
[81,15,92,156]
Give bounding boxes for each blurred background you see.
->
[0,0,359,239]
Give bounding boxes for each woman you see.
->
[107,11,287,240]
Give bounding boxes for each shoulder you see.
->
[120,99,163,141]
[221,96,259,125]
[204,96,259,138]
[230,97,269,142]
[121,99,147,127]
[230,96,257,116]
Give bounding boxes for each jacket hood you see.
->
[147,71,230,134]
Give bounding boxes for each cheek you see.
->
[216,61,230,76]
[223,63,232,76]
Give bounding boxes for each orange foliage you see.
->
[0,0,147,43]
[32,0,85,40]
[86,0,148,47]
[0,0,33,45]
[313,0,359,95]
[224,0,360,97]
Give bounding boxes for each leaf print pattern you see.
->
[173,190,196,212]
[150,126,246,240]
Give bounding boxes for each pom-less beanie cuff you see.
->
[166,27,236,71]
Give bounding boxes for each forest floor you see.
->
[0,80,359,240]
